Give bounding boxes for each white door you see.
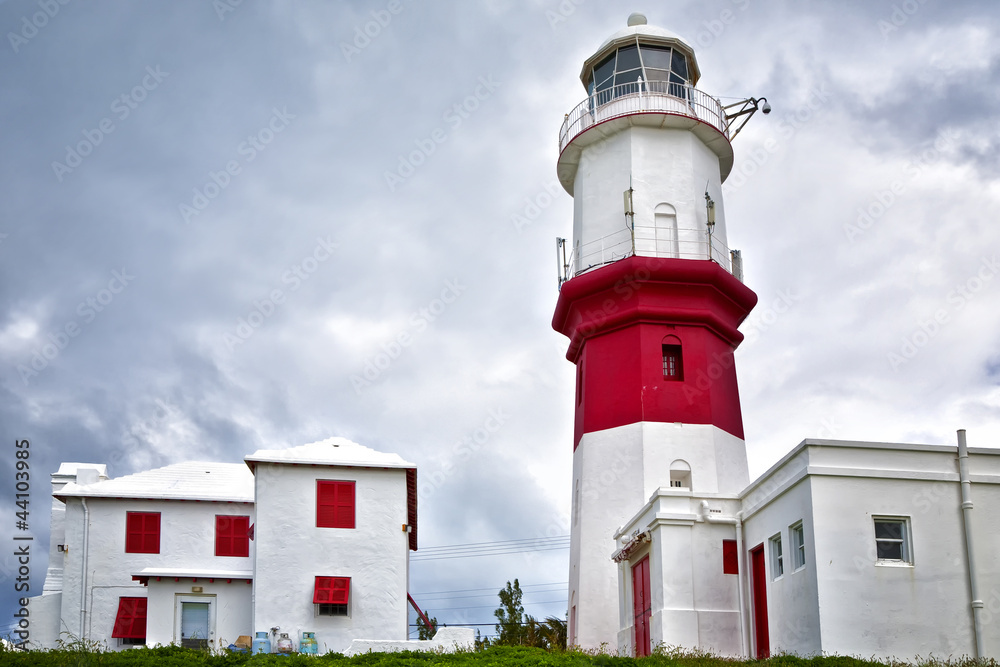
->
[175,595,215,649]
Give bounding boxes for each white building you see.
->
[27,437,420,654]
[553,13,1000,661]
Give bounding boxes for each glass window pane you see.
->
[593,54,615,88]
[614,69,643,87]
[875,521,902,540]
[672,50,689,80]
[616,45,641,72]
[644,69,670,83]
[876,541,903,560]
[640,45,672,70]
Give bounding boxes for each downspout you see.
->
[79,498,90,640]
[957,429,984,659]
[700,501,749,658]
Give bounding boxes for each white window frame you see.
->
[769,533,783,580]
[790,522,805,571]
[873,516,913,566]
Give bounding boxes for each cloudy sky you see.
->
[2,0,999,639]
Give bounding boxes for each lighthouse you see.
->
[552,14,762,654]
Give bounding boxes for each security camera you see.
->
[761,101,771,115]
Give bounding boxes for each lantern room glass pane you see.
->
[616,45,641,71]
[640,45,673,70]
[672,50,689,80]
[592,53,615,89]
[644,69,670,83]
[614,68,643,88]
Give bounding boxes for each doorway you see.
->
[750,544,769,659]
[175,595,215,649]
[632,555,651,657]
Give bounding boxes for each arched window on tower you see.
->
[669,459,691,490]
[662,335,683,381]
[653,203,679,258]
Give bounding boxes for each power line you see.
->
[416,588,566,603]
[411,536,570,562]
[417,536,570,551]
[411,581,567,597]
[417,598,567,612]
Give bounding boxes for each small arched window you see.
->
[669,459,691,490]
[654,203,679,258]
[662,335,683,381]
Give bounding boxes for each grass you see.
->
[0,642,996,667]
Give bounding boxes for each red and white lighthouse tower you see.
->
[553,14,761,651]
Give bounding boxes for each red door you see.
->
[750,544,770,659]
[632,555,651,657]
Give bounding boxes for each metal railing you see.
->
[559,80,729,154]
[558,224,742,286]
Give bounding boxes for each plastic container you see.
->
[252,631,271,654]
[300,632,318,655]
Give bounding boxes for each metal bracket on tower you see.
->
[623,183,635,257]
[722,97,771,141]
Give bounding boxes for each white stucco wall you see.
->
[57,497,254,650]
[741,440,1000,660]
[615,491,743,657]
[571,127,730,270]
[570,422,748,650]
[145,578,252,648]
[252,463,410,654]
[742,465,821,657]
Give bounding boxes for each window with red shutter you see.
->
[316,481,355,529]
[314,576,350,616]
[111,597,147,643]
[723,539,739,574]
[125,512,160,554]
[215,515,250,557]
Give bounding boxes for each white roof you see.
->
[54,462,108,478]
[245,436,415,471]
[133,567,253,580]
[595,23,694,55]
[56,461,254,503]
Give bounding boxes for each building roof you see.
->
[55,461,254,503]
[244,436,415,471]
[54,462,108,478]
[132,567,253,586]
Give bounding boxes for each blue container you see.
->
[252,631,271,654]
[300,632,318,655]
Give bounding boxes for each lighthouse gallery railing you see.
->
[561,225,742,286]
[559,81,729,154]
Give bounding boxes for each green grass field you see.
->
[1,644,996,667]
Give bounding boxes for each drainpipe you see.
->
[79,498,90,640]
[957,429,984,659]
[700,501,749,658]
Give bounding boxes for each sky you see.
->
[2,0,999,640]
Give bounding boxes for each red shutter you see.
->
[125,512,160,554]
[111,597,148,639]
[313,576,350,604]
[723,539,739,574]
[317,481,355,528]
[216,515,250,557]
